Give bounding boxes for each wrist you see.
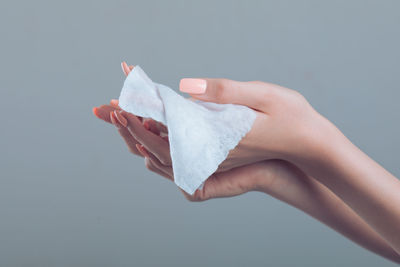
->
[288,111,361,185]
[287,111,349,169]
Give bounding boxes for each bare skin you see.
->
[92,63,400,263]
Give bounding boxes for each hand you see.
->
[179,76,332,171]
[94,102,276,200]
[93,102,265,200]
[92,63,168,158]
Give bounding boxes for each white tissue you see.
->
[119,66,256,194]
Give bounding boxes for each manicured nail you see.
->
[114,110,128,127]
[135,144,146,157]
[121,61,130,76]
[135,144,143,155]
[179,78,207,94]
[136,144,150,157]
[92,107,100,117]
[110,111,120,128]
[110,99,119,106]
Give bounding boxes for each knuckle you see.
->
[217,78,232,89]
[214,79,232,102]
[258,85,280,104]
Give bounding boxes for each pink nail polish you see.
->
[114,110,128,127]
[137,144,150,157]
[110,99,119,106]
[121,62,131,76]
[179,78,207,94]
[110,111,121,128]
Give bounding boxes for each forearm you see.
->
[259,163,400,263]
[292,116,400,254]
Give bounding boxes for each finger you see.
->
[121,61,135,76]
[108,102,165,136]
[116,110,172,166]
[110,99,120,108]
[93,105,118,123]
[144,157,172,180]
[93,104,142,124]
[110,111,142,156]
[179,78,274,112]
[145,119,168,135]
[143,119,160,135]
[136,144,173,180]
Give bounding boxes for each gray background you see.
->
[1,0,399,266]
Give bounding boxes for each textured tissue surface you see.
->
[119,66,256,194]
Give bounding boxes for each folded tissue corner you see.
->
[118,66,256,195]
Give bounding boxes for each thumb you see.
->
[179,78,270,112]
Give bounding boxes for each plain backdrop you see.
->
[1,0,399,266]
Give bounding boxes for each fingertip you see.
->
[109,110,116,124]
[115,110,128,127]
[92,107,100,118]
[135,143,142,153]
[121,62,127,75]
[110,99,119,106]
[121,61,131,76]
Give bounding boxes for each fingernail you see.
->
[135,144,144,156]
[121,61,130,76]
[136,144,150,157]
[114,110,128,127]
[110,99,119,106]
[110,111,120,128]
[92,107,100,118]
[179,78,207,94]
